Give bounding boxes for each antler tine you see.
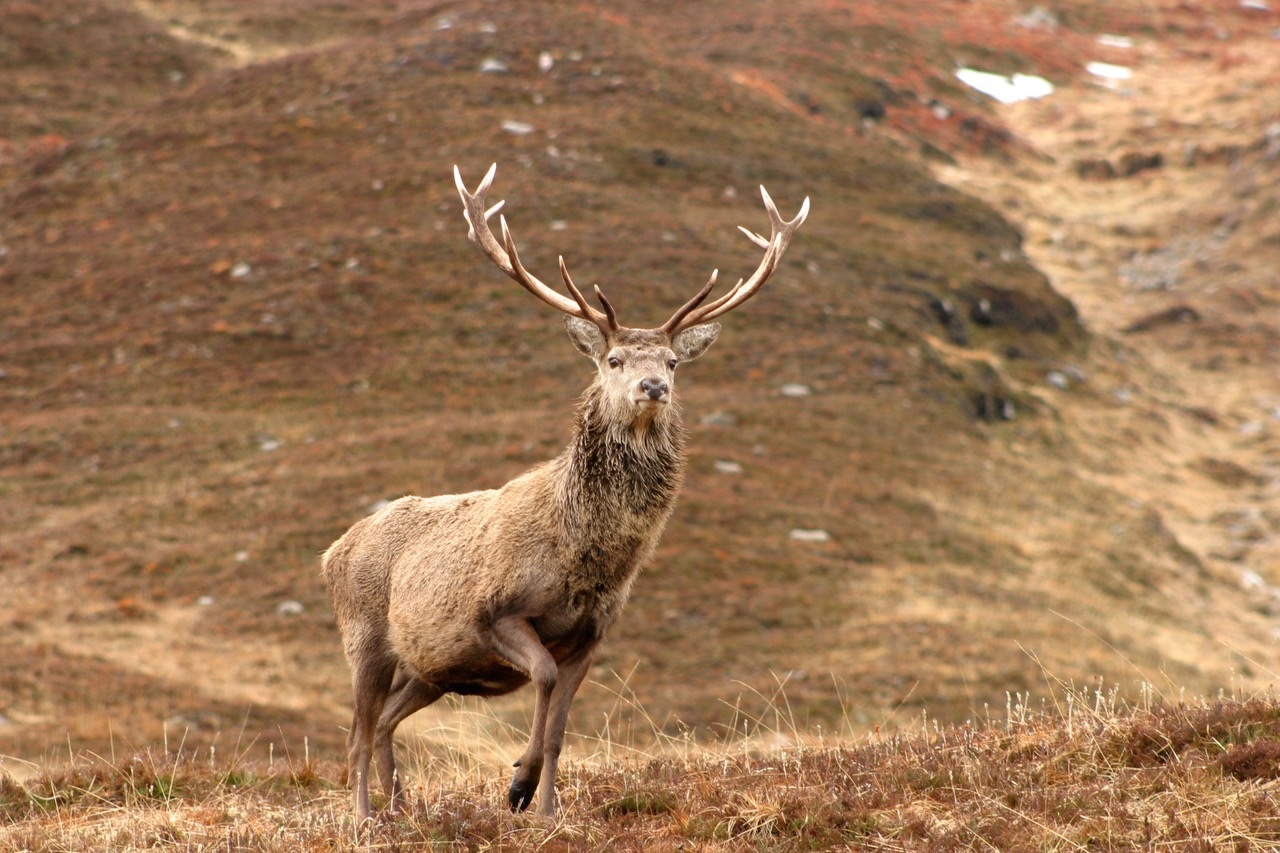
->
[454,163,611,330]
[659,269,719,335]
[665,186,810,335]
[593,285,620,333]
[736,184,787,249]
[556,256,616,333]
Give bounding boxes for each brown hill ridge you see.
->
[0,0,1277,780]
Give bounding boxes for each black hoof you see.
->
[508,778,536,812]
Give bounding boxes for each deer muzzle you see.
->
[639,377,669,402]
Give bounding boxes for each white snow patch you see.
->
[955,69,1054,104]
[1086,61,1133,80]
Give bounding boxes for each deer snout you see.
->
[640,377,669,401]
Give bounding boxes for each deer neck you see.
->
[558,385,686,528]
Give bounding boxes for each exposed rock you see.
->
[929,296,969,346]
[699,410,738,427]
[1195,457,1265,488]
[964,283,1072,335]
[1117,151,1163,177]
[1074,158,1117,181]
[1122,305,1200,333]
[1014,6,1059,29]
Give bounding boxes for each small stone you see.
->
[1074,158,1116,181]
[480,58,508,74]
[1117,151,1163,177]
[699,410,738,427]
[258,437,281,452]
[230,262,252,279]
[780,383,812,398]
[197,595,215,607]
[713,460,743,475]
[1014,6,1059,29]
[538,51,554,73]
[1046,371,1070,390]
[276,600,305,617]
[790,529,831,543]
[501,119,535,135]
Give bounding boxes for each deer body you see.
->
[327,362,683,696]
[323,165,807,820]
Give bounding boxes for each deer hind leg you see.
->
[346,648,398,821]
[373,673,444,813]
[488,616,558,812]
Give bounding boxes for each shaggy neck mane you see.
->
[557,382,686,523]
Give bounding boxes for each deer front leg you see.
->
[489,616,558,812]
[533,648,592,817]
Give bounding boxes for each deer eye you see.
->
[667,358,678,370]
[608,356,622,368]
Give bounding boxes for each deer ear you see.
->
[564,316,607,358]
[672,322,720,362]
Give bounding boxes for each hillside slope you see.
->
[1,0,1276,775]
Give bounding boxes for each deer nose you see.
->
[640,377,669,401]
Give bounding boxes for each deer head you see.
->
[453,164,809,425]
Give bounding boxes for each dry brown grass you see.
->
[4,684,1280,851]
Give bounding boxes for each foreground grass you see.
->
[4,689,1280,851]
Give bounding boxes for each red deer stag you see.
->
[322,164,809,819]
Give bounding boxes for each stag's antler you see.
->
[454,164,618,334]
[661,186,810,336]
